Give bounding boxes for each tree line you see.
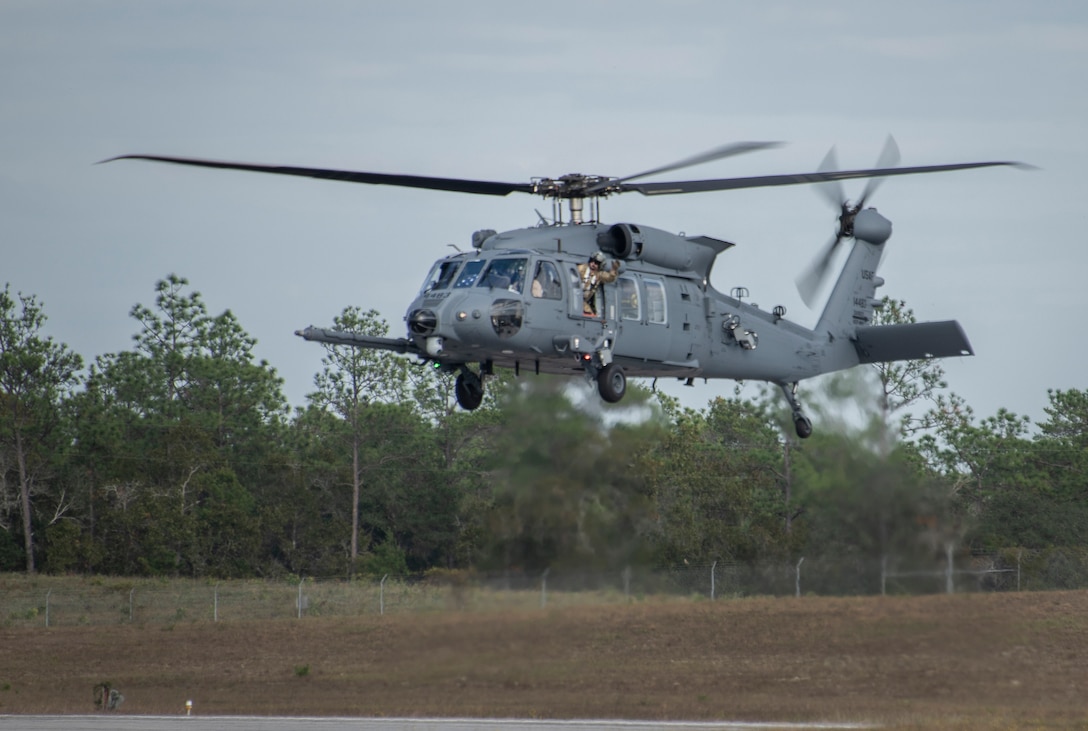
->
[1,276,1085,578]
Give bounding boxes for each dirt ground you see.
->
[2,590,1087,729]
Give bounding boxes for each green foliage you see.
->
[643,395,788,565]
[478,378,661,571]
[60,276,286,577]
[0,284,83,573]
[916,394,1048,549]
[0,529,22,572]
[41,520,83,574]
[3,277,1087,582]
[355,402,456,571]
[870,297,950,437]
[309,306,408,411]
[797,433,956,553]
[359,538,410,577]
[1034,388,1088,513]
[1040,388,1088,444]
[307,307,413,567]
[190,467,261,577]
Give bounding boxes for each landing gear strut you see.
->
[779,382,812,439]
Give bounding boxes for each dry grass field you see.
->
[2,589,1087,729]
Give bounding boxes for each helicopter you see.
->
[105,138,1022,438]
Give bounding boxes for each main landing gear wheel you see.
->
[454,371,484,411]
[794,415,813,439]
[597,363,627,403]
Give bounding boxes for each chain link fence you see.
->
[4,548,1087,628]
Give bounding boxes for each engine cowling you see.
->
[597,223,643,259]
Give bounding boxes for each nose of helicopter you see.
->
[408,293,526,357]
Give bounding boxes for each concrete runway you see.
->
[0,716,876,730]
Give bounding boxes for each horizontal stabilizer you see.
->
[295,326,419,355]
[853,321,974,364]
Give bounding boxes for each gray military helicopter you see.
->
[106,138,1021,437]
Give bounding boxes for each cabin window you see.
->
[618,276,640,320]
[531,260,562,300]
[645,278,667,324]
[421,260,461,293]
[477,258,528,293]
[454,259,486,288]
[570,266,603,317]
[569,267,584,315]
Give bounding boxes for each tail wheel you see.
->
[597,363,627,403]
[455,372,484,411]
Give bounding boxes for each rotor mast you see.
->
[531,173,614,224]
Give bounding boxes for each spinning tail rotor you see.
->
[796,136,901,308]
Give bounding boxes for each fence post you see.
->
[540,568,550,609]
[1017,549,1023,591]
[45,590,52,627]
[129,588,135,623]
[711,561,717,601]
[795,557,804,597]
[380,574,388,615]
[297,578,304,619]
[214,583,219,623]
[945,543,954,594]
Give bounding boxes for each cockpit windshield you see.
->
[477,258,529,293]
[454,259,486,288]
[421,259,461,293]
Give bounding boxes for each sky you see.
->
[3,1,1085,428]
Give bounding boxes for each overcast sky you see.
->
[3,1,1085,427]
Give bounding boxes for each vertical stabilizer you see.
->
[814,208,891,339]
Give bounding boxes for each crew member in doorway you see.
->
[577,251,620,316]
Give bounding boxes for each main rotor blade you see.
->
[622,160,1023,196]
[100,155,535,197]
[814,146,846,209]
[587,141,783,193]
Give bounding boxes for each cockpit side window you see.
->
[422,260,461,293]
[454,259,486,288]
[531,261,562,300]
[477,258,529,293]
